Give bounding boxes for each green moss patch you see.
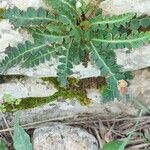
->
[2,76,106,112]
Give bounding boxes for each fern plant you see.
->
[0,0,150,101]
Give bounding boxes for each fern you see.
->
[92,32,150,49]
[89,42,126,100]
[22,45,62,68]
[59,10,82,44]
[3,7,56,27]
[57,42,73,86]
[130,16,150,30]
[0,0,150,101]
[90,13,135,30]
[31,28,68,44]
[0,41,50,73]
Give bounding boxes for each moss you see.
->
[42,77,80,89]
[42,77,91,104]
[4,94,58,112]
[0,8,6,20]
[3,76,106,112]
[4,89,90,112]
[3,77,90,112]
[42,77,60,89]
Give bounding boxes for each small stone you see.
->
[33,124,99,150]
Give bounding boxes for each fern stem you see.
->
[62,0,78,16]
[64,40,73,72]
[92,33,150,44]
[90,42,113,77]
[91,13,135,26]
[90,42,120,99]
[2,42,48,74]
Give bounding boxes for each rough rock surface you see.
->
[33,125,99,150]
[100,0,150,16]
[0,0,148,123]
[0,0,45,9]
[0,98,138,128]
[0,77,57,103]
[130,68,150,107]
[0,0,148,114]
[116,46,150,71]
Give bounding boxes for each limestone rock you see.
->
[0,0,45,9]
[116,46,150,71]
[0,77,57,103]
[130,68,150,108]
[0,97,138,129]
[100,0,150,16]
[33,125,99,150]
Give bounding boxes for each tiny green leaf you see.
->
[13,115,33,150]
[0,139,8,150]
[102,140,123,150]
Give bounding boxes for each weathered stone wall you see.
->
[0,0,149,149]
[0,0,150,123]
[0,0,150,77]
[0,0,149,116]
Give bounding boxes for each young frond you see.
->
[57,42,73,87]
[31,28,68,44]
[0,1,149,102]
[59,10,82,44]
[89,42,121,100]
[90,13,135,30]
[3,7,55,27]
[129,16,150,30]
[0,41,50,73]
[92,32,150,49]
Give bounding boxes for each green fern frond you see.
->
[31,28,68,44]
[90,42,120,99]
[101,85,115,102]
[59,11,82,44]
[0,41,49,73]
[139,16,150,27]
[69,42,84,65]
[46,22,69,34]
[3,7,56,27]
[92,32,150,49]
[130,16,150,30]
[90,13,135,30]
[22,45,62,68]
[57,41,73,87]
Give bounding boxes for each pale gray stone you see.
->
[0,0,45,9]
[0,77,57,103]
[33,125,99,150]
[100,0,150,16]
[0,98,138,129]
[116,46,150,71]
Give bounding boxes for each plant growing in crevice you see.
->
[0,94,21,112]
[0,0,149,101]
